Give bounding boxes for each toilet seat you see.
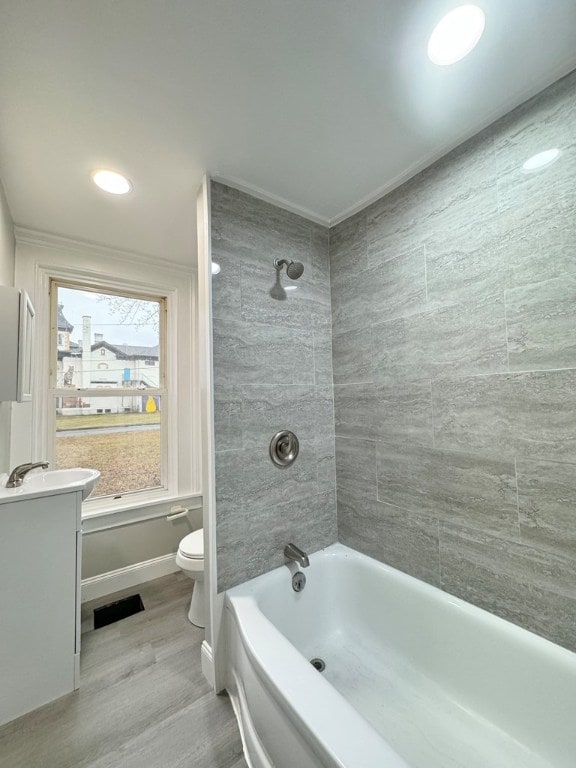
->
[178,528,203,560]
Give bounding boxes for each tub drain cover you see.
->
[310,657,326,672]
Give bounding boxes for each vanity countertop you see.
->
[0,468,100,504]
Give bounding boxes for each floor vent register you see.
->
[93,593,145,629]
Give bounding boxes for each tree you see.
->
[97,295,160,333]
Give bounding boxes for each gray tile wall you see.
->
[331,71,576,652]
[211,181,337,592]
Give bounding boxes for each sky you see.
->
[58,287,160,347]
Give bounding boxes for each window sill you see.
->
[81,492,203,533]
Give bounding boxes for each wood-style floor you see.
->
[0,573,248,768]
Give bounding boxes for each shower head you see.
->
[270,258,304,300]
[274,258,305,280]
[286,260,304,280]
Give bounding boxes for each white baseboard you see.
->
[81,553,179,603]
[201,640,215,688]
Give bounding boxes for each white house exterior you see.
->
[56,306,160,415]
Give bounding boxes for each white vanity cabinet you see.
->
[0,488,82,727]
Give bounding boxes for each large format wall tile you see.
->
[425,187,501,307]
[372,295,508,382]
[213,317,315,387]
[506,274,576,371]
[240,385,318,449]
[240,263,329,330]
[432,370,576,464]
[508,371,576,463]
[338,489,440,587]
[334,383,376,440]
[330,265,374,335]
[439,524,576,652]
[517,458,576,555]
[213,387,243,452]
[499,201,576,291]
[372,380,434,447]
[370,246,427,325]
[431,373,510,457]
[314,387,337,494]
[313,330,334,387]
[331,70,576,653]
[211,182,311,263]
[215,451,247,592]
[329,213,367,277]
[245,491,337,583]
[494,77,576,221]
[335,436,377,502]
[376,442,519,538]
[212,182,336,592]
[418,128,497,215]
[332,326,373,384]
[492,73,576,179]
[366,176,430,264]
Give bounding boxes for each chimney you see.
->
[94,333,104,343]
[82,316,91,388]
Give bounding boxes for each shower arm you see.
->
[274,258,291,271]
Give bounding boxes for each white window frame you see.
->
[49,279,169,503]
[12,232,200,521]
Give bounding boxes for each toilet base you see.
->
[188,580,205,628]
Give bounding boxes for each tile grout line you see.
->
[429,378,436,449]
[503,287,511,372]
[423,243,429,305]
[436,518,442,589]
[514,456,522,540]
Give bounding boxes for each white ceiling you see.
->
[1,0,576,265]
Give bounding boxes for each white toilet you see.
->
[175,528,205,628]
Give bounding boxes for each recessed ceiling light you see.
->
[211,262,221,275]
[521,148,561,174]
[91,169,132,195]
[428,5,486,66]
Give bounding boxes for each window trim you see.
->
[21,249,197,517]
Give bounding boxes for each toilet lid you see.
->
[179,528,204,559]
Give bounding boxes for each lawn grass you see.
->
[56,428,162,497]
[56,412,160,431]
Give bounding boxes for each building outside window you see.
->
[50,282,166,501]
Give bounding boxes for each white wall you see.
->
[0,179,15,473]
[82,507,202,578]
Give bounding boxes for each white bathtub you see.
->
[225,543,576,768]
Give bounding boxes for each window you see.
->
[50,281,166,502]
[16,240,196,518]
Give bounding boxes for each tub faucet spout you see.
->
[284,543,310,568]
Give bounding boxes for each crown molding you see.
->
[14,226,195,275]
[330,58,576,227]
[210,173,330,227]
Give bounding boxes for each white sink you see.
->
[0,467,100,501]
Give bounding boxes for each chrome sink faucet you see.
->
[284,543,310,568]
[6,462,49,488]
